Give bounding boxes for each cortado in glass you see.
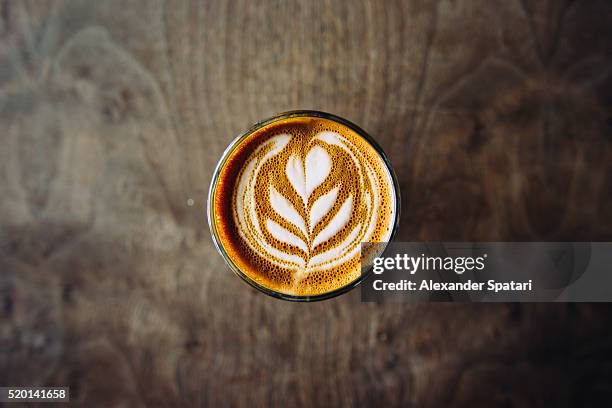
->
[208,111,399,301]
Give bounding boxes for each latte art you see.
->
[211,115,396,297]
[236,131,381,271]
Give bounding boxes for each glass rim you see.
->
[207,110,401,302]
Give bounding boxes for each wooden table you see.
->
[1,0,611,406]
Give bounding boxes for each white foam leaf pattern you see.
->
[279,146,337,253]
[312,195,353,248]
[285,155,305,203]
[269,185,306,235]
[269,144,348,258]
[309,223,361,268]
[286,145,331,204]
[305,145,331,200]
[266,219,308,253]
[309,185,339,233]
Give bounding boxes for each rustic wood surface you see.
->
[1,0,612,406]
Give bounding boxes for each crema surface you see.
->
[213,116,396,296]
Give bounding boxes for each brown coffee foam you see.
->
[213,116,395,296]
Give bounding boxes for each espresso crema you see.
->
[211,114,396,297]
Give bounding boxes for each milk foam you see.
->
[232,129,395,287]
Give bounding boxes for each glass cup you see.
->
[207,110,400,301]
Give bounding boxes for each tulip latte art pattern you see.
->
[213,117,396,296]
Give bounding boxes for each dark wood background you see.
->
[1,0,611,406]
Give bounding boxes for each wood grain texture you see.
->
[0,0,611,406]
